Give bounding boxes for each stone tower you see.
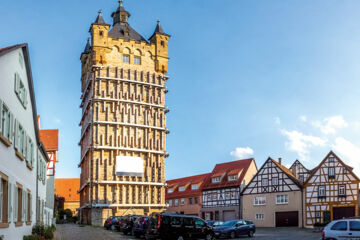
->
[79,1,170,226]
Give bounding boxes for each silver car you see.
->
[322,219,360,240]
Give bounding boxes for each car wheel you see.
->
[177,236,184,240]
[248,230,254,237]
[205,233,214,240]
[230,231,236,239]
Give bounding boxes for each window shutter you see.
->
[22,189,25,222]
[23,90,28,108]
[0,99,3,135]
[24,191,27,222]
[13,185,17,222]
[9,113,14,144]
[0,175,2,223]
[14,73,20,95]
[29,193,32,222]
[14,119,19,150]
[7,182,11,222]
[23,133,27,158]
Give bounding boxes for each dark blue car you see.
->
[132,216,149,238]
[213,220,255,238]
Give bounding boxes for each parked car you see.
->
[145,212,214,240]
[133,216,149,238]
[322,218,360,240]
[104,216,120,230]
[122,215,142,235]
[213,219,255,238]
[206,221,224,228]
[113,216,126,231]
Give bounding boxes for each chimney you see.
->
[278,158,282,165]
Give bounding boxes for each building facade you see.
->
[304,151,360,227]
[78,1,170,226]
[166,173,210,216]
[54,178,80,216]
[200,158,257,222]
[0,44,52,239]
[289,160,310,183]
[242,158,303,227]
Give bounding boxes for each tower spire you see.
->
[112,0,130,25]
[94,9,106,24]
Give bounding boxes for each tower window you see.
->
[161,41,165,47]
[99,31,103,37]
[123,55,129,63]
[134,56,141,65]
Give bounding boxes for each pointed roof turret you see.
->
[94,10,106,24]
[83,38,91,53]
[111,0,131,25]
[149,20,170,40]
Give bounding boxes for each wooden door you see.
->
[333,207,355,220]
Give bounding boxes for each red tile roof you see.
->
[166,173,210,199]
[202,158,254,190]
[40,129,59,151]
[55,178,80,202]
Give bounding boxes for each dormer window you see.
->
[167,188,173,193]
[179,186,185,192]
[212,177,221,183]
[191,184,198,190]
[228,175,237,181]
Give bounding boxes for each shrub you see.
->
[44,227,54,240]
[32,224,45,236]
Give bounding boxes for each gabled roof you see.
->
[202,158,255,190]
[108,22,147,42]
[39,129,59,151]
[241,157,302,194]
[55,178,80,202]
[304,150,360,185]
[0,43,49,162]
[166,173,210,199]
[289,159,310,172]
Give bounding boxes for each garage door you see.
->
[223,210,236,221]
[333,207,355,220]
[275,211,298,227]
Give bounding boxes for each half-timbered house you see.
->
[200,158,257,221]
[304,151,360,227]
[289,160,310,183]
[242,157,303,227]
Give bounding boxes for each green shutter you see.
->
[14,73,19,95]
[22,133,27,158]
[9,113,14,144]
[0,99,3,135]
[23,89,28,108]
[29,193,32,222]
[7,181,11,223]
[14,119,19,150]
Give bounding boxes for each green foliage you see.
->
[32,224,45,236]
[44,227,53,239]
[30,223,56,240]
[23,235,41,240]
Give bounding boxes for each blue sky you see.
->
[1,0,360,179]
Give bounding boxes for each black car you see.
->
[104,216,120,230]
[133,216,149,238]
[122,215,142,235]
[113,216,126,231]
[145,212,214,240]
[213,219,255,239]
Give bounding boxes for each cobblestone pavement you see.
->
[55,224,322,240]
[54,224,136,240]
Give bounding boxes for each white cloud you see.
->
[230,147,254,159]
[300,115,307,122]
[312,115,348,135]
[332,137,360,176]
[284,164,291,168]
[281,130,326,161]
[274,117,281,125]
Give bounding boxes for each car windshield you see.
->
[222,220,237,226]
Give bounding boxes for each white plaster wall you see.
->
[0,48,38,239]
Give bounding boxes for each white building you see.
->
[0,44,53,239]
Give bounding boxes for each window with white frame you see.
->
[179,186,185,192]
[272,178,278,185]
[123,55,130,63]
[168,188,173,193]
[168,199,172,206]
[212,177,221,183]
[134,56,141,65]
[0,173,10,224]
[318,186,326,197]
[328,167,335,178]
[212,193,217,200]
[0,102,13,143]
[231,192,236,199]
[262,178,268,186]
[276,194,288,204]
[180,198,185,205]
[228,175,237,181]
[255,213,264,220]
[14,73,27,108]
[253,196,266,205]
[174,199,178,206]
[339,185,346,196]
[191,184,198,190]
